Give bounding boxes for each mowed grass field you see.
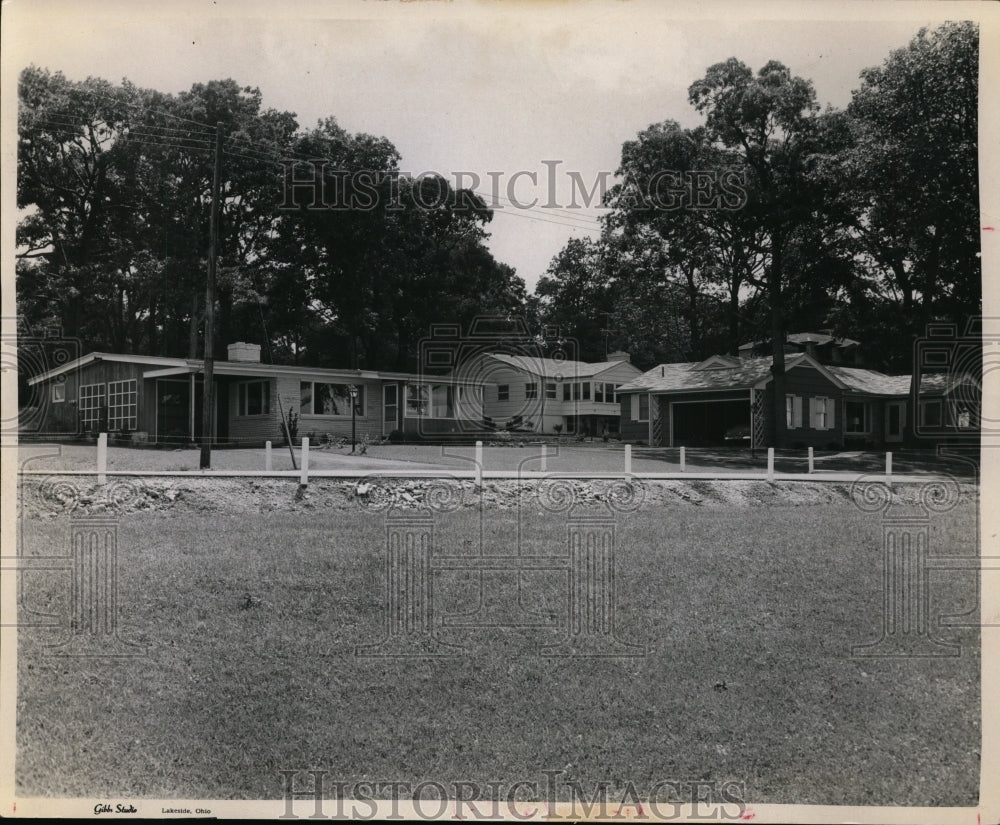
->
[15,488,980,806]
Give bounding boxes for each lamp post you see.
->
[349,385,358,453]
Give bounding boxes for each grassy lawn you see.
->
[15,483,980,806]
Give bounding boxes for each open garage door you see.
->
[671,398,750,447]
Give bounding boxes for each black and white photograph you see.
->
[1,0,996,821]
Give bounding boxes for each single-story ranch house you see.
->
[616,333,980,449]
[22,343,640,444]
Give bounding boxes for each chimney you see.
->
[606,350,630,363]
[227,342,261,362]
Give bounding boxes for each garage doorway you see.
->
[670,398,751,447]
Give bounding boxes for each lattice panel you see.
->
[751,389,768,449]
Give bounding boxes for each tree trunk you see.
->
[769,238,787,449]
[188,293,200,359]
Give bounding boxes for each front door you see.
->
[885,401,905,443]
[383,384,398,435]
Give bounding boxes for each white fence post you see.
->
[97,433,107,484]
[300,437,309,485]
[540,443,547,473]
[886,451,893,482]
[475,440,483,487]
[808,446,814,475]
[679,446,685,473]
[624,444,632,477]
[767,447,775,481]
[265,440,273,471]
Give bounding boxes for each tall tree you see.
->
[688,59,820,446]
[823,22,980,368]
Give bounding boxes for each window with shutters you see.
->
[812,396,835,430]
[785,395,803,429]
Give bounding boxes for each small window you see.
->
[563,383,571,401]
[525,382,537,399]
[497,384,509,402]
[581,382,590,401]
[546,382,557,399]
[239,381,271,416]
[51,383,66,403]
[594,384,604,402]
[634,393,649,422]
[845,400,869,434]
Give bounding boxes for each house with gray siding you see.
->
[615,335,979,449]
[23,342,486,444]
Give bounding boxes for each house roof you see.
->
[616,357,778,394]
[825,366,911,396]
[483,353,636,380]
[918,372,979,396]
[618,354,917,398]
[738,332,860,351]
[26,351,475,387]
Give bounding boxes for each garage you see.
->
[669,396,751,447]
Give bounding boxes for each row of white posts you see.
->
[95,433,895,482]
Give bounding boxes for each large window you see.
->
[79,383,105,430]
[300,382,362,416]
[546,382,557,399]
[581,382,590,401]
[562,383,571,401]
[594,383,604,402]
[525,382,537,399]
[497,384,509,402]
[108,379,138,431]
[238,381,271,416]
[845,400,870,434]
[405,383,455,418]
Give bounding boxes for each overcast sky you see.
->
[2,0,979,292]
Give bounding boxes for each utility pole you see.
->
[200,123,224,469]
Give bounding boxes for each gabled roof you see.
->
[693,355,742,370]
[738,332,860,351]
[27,351,475,387]
[918,372,979,396]
[26,352,191,385]
[483,353,638,380]
[826,366,910,396]
[617,353,919,397]
[617,356,781,394]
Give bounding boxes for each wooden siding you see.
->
[34,361,149,436]
[782,365,844,447]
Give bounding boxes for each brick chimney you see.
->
[227,342,261,362]
[605,350,630,363]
